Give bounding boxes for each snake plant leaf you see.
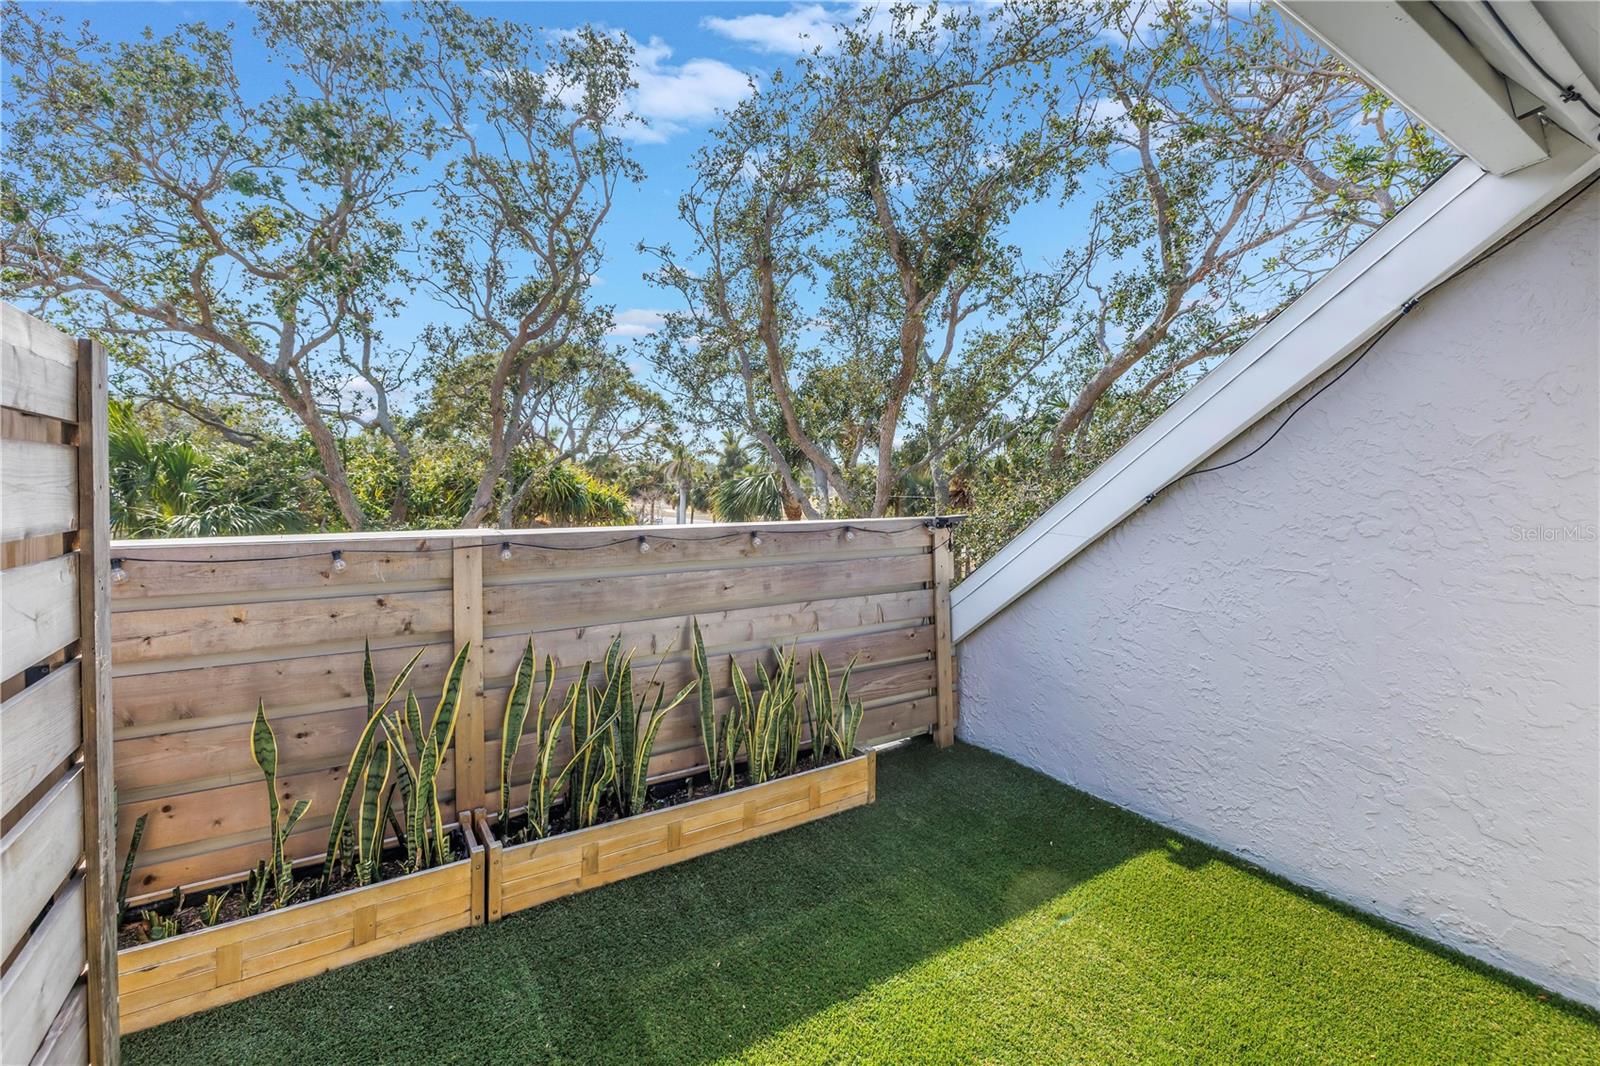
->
[499,639,538,827]
[363,638,376,715]
[430,641,472,756]
[690,618,720,789]
[357,734,391,882]
[321,646,424,878]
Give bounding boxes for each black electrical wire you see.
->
[1146,168,1599,504]
[109,521,921,566]
[1480,1,1600,127]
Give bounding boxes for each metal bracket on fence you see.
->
[924,514,967,529]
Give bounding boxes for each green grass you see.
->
[126,741,1598,1065]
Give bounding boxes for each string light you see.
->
[104,522,945,569]
[110,558,127,584]
[500,541,513,561]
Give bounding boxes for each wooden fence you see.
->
[110,518,959,902]
[1,306,119,1064]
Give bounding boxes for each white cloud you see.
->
[609,308,671,338]
[701,4,848,55]
[622,38,753,143]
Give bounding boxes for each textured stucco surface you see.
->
[958,183,1600,1005]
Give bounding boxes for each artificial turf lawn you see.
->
[125,741,1598,1065]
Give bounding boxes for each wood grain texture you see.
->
[2,553,79,681]
[1,304,78,422]
[2,877,87,1065]
[116,840,478,1033]
[28,979,88,1066]
[108,522,942,899]
[1,440,77,541]
[0,766,83,961]
[76,336,119,1065]
[0,662,80,821]
[498,751,874,916]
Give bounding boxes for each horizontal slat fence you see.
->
[110,518,957,902]
[0,304,118,1064]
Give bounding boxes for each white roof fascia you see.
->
[952,132,1600,642]
[1276,1,1549,175]
[1438,1,1600,152]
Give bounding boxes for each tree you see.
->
[3,1,422,528]
[647,0,1098,517]
[1043,0,1451,460]
[418,342,663,527]
[408,4,639,526]
[108,401,305,536]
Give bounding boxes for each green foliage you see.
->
[140,909,179,941]
[118,810,149,922]
[692,619,742,793]
[806,652,865,764]
[322,641,424,881]
[251,701,312,909]
[728,647,800,787]
[608,639,695,818]
[200,892,228,927]
[108,401,305,538]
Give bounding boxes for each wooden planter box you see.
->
[487,750,876,919]
[117,820,485,1033]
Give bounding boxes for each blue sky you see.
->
[71,1,1106,394]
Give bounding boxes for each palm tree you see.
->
[712,467,785,522]
[108,401,302,537]
[661,439,710,524]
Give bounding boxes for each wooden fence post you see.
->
[452,538,486,821]
[77,337,119,1065]
[931,524,957,748]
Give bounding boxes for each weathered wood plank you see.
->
[111,639,452,735]
[107,537,453,604]
[0,766,83,962]
[0,305,77,422]
[76,334,120,1066]
[0,440,76,542]
[1,554,79,681]
[0,662,80,821]
[484,522,929,581]
[451,540,485,819]
[931,526,956,747]
[111,588,453,665]
[28,979,88,1066]
[483,554,930,633]
[1,877,86,1065]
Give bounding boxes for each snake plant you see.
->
[692,618,747,792]
[322,640,425,879]
[251,700,311,907]
[729,646,800,786]
[497,638,557,827]
[609,640,696,817]
[376,642,472,872]
[523,673,610,840]
[806,651,864,763]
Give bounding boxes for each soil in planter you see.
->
[117,826,469,950]
[497,751,847,845]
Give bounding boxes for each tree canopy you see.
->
[2,0,1450,556]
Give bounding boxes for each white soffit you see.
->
[951,132,1600,642]
[1277,1,1549,175]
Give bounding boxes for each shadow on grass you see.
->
[124,740,1598,1065]
[123,741,1155,1065]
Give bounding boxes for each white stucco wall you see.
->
[957,183,1600,1005]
